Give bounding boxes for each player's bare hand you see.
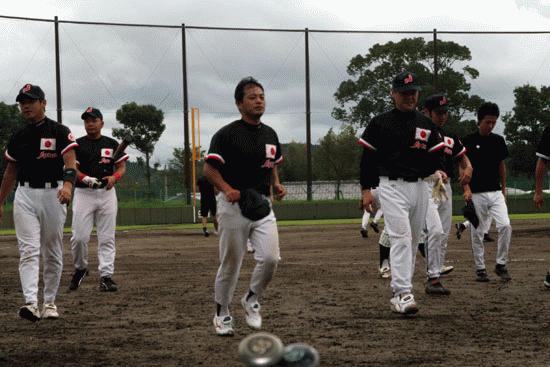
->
[57,185,72,204]
[102,176,117,190]
[224,188,240,203]
[534,191,544,209]
[458,170,472,186]
[463,189,472,202]
[273,183,286,201]
[362,189,375,213]
[436,170,449,184]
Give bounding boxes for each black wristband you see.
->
[63,168,77,185]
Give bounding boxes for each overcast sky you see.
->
[1,0,549,165]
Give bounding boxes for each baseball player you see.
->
[204,77,286,336]
[197,175,218,237]
[359,71,446,315]
[418,95,473,295]
[463,102,512,282]
[69,107,128,292]
[532,125,550,288]
[0,84,78,321]
[360,187,383,238]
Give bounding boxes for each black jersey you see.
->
[536,126,550,161]
[437,127,467,180]
[358,108,445,189]
[75,135,129,189]
[205,119,283,196]
[462,132,508,193]
[197,176,216,204]
[4,117,78,185]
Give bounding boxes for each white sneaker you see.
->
[41,304,59,319]
[241,295,262,330]
[19,303,40,322]
[441,265,454,275]
[390,293,419,315]
[379,259,391,279]
[213,315,234,336]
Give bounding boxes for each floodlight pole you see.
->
[433,28,438,91]
[182,23,191,205]
[54,16,62,123]
[305,28,312,201]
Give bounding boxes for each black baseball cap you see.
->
[81,106,103,120]
[424,94,449,112]
[16,83,45,102]
[392,71,421,92]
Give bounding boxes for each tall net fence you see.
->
[1,16,549,208]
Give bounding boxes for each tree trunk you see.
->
[145,153,152,198]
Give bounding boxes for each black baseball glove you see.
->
[462,200,480,229]
[239,189,271,221]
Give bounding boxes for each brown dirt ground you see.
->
[0,219,549,367]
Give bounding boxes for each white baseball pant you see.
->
[378,177,430,296]
[422,182,453,278]
[470,191,511,270]
[70,187,118,277]
[214,193,280,306]
[14,183,66,305]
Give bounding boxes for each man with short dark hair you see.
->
[359,71,446,315]
[0,84,78,321]
[463,102,512,282]
[204,77,286,336]
[69,107,128,292]
[532,125,550,288]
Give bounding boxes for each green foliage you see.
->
[503,84,550,177]
[0,102,25,175]
[113,102,166,195]
[278,141,312,182]
[313,124,361,186]
[333,37,483,137]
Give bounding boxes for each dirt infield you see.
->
[0,220,549,367]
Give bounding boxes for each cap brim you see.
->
[432,106,449,113]
[393,85,421,92]
[16,93,41,102]
[81,112,102,120]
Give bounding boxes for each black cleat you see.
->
[425,279,451,295]
[495,265,512,281]
[418,243,426,258]
[369,222,380,233]
[69,268,89,291]
[476,269,490,282]
[544,272,550,289]
[360,228,368,238]
[483,233,494,242]
[99,276,118,292]
[455,223,466,240]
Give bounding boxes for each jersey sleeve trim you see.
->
[454,147,467,159]
[4,150,16,162]
[536,152,550,161]
[357,138,377,151]
[115,154,130,164]
[428,142,445,153]
[275,156,284,165]
[61,142,79,155]
[205,153,225,164]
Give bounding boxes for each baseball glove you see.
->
[239,189,271,221]
[462,200,480,229]
[424,171,448,203]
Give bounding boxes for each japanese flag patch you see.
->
[265,144,276,159]
[415,128,431,142]
[101,148,114,158]
[445,136,455,148]
[40,138,56,151]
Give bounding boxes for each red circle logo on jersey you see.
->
[44,140,52,148]
[420,131,427,139]
[447,138,452,145]
[271,147,276,156]
[105,150,111,156]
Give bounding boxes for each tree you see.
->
[0,102,25,176]
[113,102,165,196]
[313,124,361,199]
[277,141,310,182]
[502,84,550,177]
[332,37,482,138]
